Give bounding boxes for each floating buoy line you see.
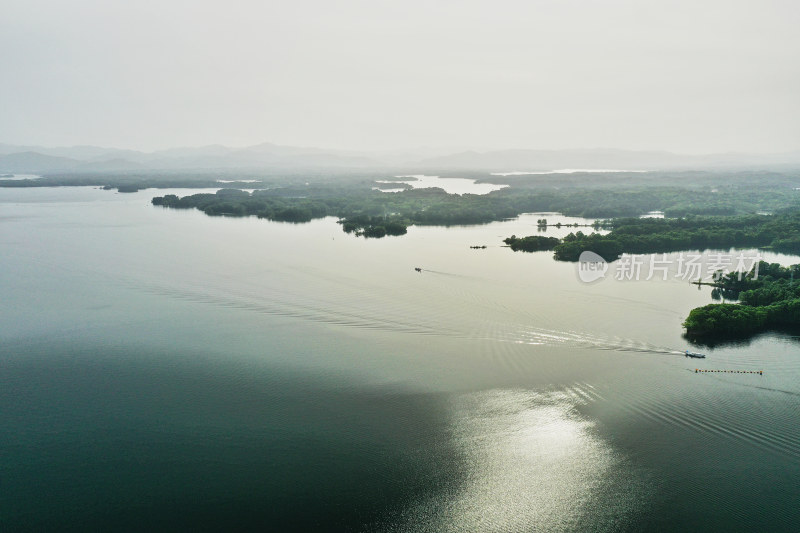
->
[696,369,763,375]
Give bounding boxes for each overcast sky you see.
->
[2,0,798,153]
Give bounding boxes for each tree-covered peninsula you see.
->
[147,169,800,238]
[504,210,800,261]
[503,235,561,252]
[683,262,800,339]
[503,212,800,340]
[151,187,422,237]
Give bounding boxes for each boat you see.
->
[414,267,422,272]
[685,350,706,358]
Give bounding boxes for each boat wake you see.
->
[124,273,697,361]
[490,325,685,358]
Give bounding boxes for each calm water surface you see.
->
[388,175,508,194]
[1,187,798,531]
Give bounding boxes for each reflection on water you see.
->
[381,389,650,532]
[1,186,799,531]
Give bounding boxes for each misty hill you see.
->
[0,142,383,173]
[0,151,81,172]
[414,148,800,171]
[75,158,145,172]
[0,144,145,162]
[1,142,799,174]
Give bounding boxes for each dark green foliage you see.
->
[151,194,179,206]
[684,262,800,338]
[274,207,314,223]
[502,208,800,339]
[503,235,560,252]
[338,215,408,237]
[361,226,386,238]
[551,212,800,261]
[8,167,800,222]
[771,236,800,254]
[553,231,625,261]
[683,299,800,337]
[683,304,768,336]
[384,221,408,235]
[153,187,416,238]
[145,170,800,240]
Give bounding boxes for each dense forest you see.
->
[500,210,800,340]
[550,211,800,260]
[9,168,800,337]
[500,211,800,260]
[683,262,800,339]
[503,235,561,252]
[143,169,800,238]
[151,182,800,228]
[5,168,800,236]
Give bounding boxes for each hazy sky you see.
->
[2,0,798,153]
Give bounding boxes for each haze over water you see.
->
[2,186,799,531]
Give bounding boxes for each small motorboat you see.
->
[414,267,422,272]
[685,350,706,358]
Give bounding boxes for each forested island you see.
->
[505,210,800,264]
[5,168,800,231]
[6,167,800,338]
[13,167,800,339]
[504,210,800,340]
[151,188,416,237]
[503,235,562,252]
[547,211,800,260]
[683,262,800,340]
[143,169,800,238]
[503,210,800,261]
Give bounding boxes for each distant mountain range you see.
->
[1,142,799,173]
[415,148,800,171]
[0,142,381,173]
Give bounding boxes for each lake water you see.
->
[490,169,648,176]
[2,187,799,531]
[386,175,508,195]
